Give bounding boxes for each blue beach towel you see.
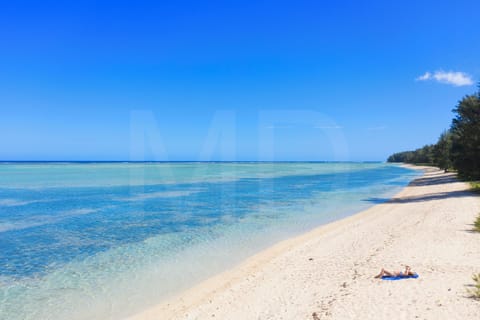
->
[382,274,419,281]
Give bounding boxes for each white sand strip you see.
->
[129,167,480,320]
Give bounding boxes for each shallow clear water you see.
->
[0,162,419,319]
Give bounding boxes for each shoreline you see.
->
[129,165,480,319]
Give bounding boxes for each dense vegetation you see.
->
[387,85,480,180]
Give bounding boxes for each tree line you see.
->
[387,85,480,180]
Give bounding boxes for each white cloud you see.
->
[416,70,474,86]
[416,72,432,81]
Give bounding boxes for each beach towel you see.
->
[382,274,419,281]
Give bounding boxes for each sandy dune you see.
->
[130,167,480,320]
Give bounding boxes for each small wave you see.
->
[0,221,48,232]
[119,190,203,202]
[0,199,45,207]
[63,208,97,216]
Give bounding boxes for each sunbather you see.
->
[374,265,416,278]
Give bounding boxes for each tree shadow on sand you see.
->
[363,190,475,204]
[408,174,457,187]
[364,172,476,204]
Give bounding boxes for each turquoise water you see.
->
[0,162,419,319]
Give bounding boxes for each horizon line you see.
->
[0,160,386,164]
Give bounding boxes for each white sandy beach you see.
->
[130,167,480,320]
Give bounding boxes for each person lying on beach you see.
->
[374,265,416,278]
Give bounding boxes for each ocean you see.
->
[0,162,419,320]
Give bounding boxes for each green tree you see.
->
[433,130,453,172]
[450,88,480,179]
[387,144,434,164]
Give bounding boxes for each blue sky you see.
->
[0,0,479,161]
